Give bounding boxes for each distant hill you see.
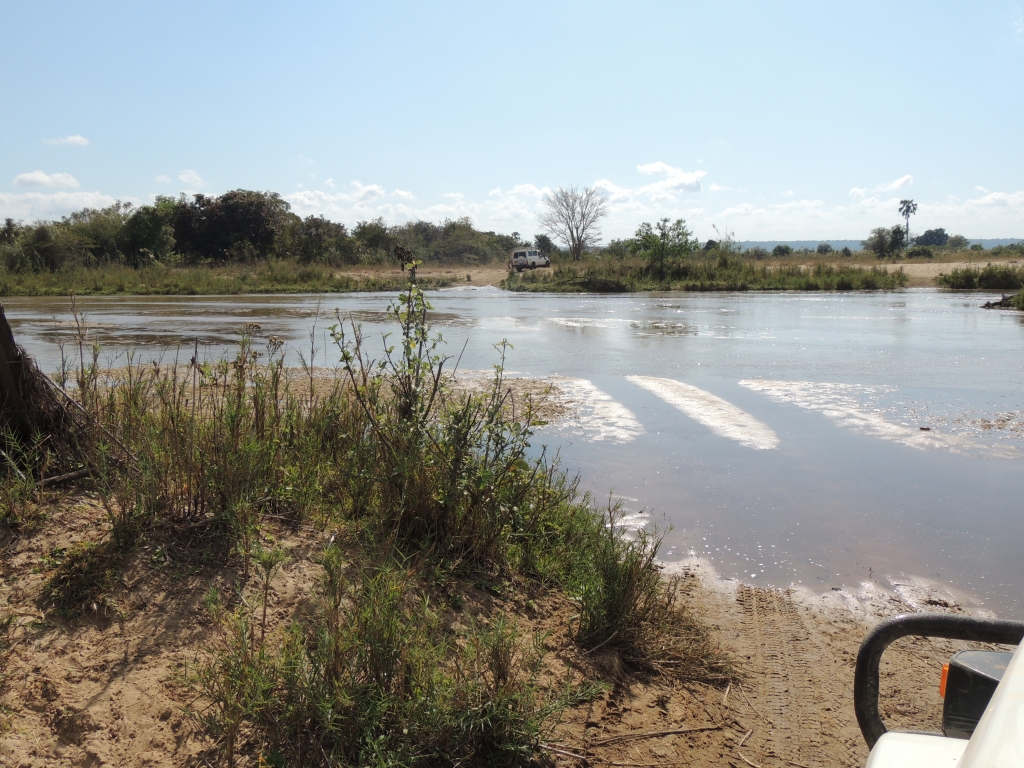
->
[738,239,1023,252]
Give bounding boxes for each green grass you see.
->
[25,272,732,765]
[935,263,1024,290]
[501,256,907,292]
[0,259,453,296]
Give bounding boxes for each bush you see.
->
[937,264,1024,289]
[906,246,934,259]
[862,225,906,259]
[816,243,833,254]
[772,244,794,257]
[914,228,949,247]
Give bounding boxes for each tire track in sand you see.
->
[733,585,859,767]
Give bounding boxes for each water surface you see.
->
[5,289,1023,614]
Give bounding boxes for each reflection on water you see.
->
[4,288,1024,614]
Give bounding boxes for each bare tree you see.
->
[537,185,609,261]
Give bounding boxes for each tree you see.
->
[947,234,969,251]
[533,233,559,255]
[772,244,794,257]
[169,190,289,262]
[816,243,834,254]
[914,228,948,247]
[630,218,697,279]
[899,199,917,245]
[537,185,608,261]
[862,225,906,259]
[353,217,393,253]
[295,215,356,265]
[124,201,176,265]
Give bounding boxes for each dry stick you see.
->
[39,467,94,487]
[538,743,590,764]
[738,685,771,725]
[591,726,722,747]
[42,377,137,472]
[737,730,752,749]
[583,630,619,656]
[722,682,732,706]
[737,754,762,768]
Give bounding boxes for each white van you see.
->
[510,248,551,271]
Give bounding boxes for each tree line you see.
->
[0,190,558,274]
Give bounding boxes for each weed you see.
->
[576,505,663,650]
[40,540,124,613]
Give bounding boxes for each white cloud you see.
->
[281,172,1024,244]
[975,185,990,193]
[392,189,416,200]
[709,183,732,192]
[178,169,204,187]
[155,174,171,183]
[42,134,91,146]
[324,178,335,188]
[13,171,80,189]
[880,174,913,191]
[781,190,795,197]
[0,191,125,220]
[635,161,706,197]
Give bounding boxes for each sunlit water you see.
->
[5,288,1024,615]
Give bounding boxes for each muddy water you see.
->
[5,289,1024,615]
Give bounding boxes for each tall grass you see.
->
[936,264,1024,290]
[26,264,732,764]
[502,255,907,292]
[0,259,453,296]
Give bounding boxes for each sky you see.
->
[2,1,1023,242]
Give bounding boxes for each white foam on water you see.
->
[739,380,1019,459]
[627,376,779,450]
[547,377,645,443]
[547,317,631,329]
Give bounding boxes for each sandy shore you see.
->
[357,258,1020,289]
[1,497,990,768]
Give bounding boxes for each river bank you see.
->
[2,255,1022,296]
[0,494,993,768]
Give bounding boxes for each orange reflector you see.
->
[940,663,949,698]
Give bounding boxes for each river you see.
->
[4,288,1023,615]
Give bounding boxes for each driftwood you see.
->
[0,304,114,480]
[981,294,1017,309]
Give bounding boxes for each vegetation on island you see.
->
[0,267,732,765]
[505,219,907,293]
[936,263,1024,290]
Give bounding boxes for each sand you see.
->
[1,494,1000,768]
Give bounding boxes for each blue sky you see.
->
[2,1,1023,241]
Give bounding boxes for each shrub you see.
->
[937,264,1024,289]
[772,244,794,257]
